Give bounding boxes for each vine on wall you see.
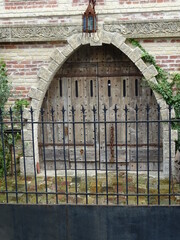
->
[0,61,11,111]
[0,60,29,176]
[129,39,180,151]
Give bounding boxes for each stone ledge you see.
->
[0,24,82,43]
[0,19,180,43]
[103,19,180,38]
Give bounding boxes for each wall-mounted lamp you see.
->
[83,0,97,33]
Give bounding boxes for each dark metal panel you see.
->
[0,204,67,240]
[0,205,180,240]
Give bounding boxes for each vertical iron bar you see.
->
[40,108,48,204]
[135,105,139,205]
[72,106,78,204]
[114,105,119,204]
[10,108,18,203]
[82,106,88,204]
[20,108,28,203]
[93,106,98,205]
[30,107,38,204]
[62,107,68,204]
[157,104,161,205]
[169,105,172,205]
[0,108,8,203]
[104,105,108,205]
[51,108,58,204]
[125,105,128,205]
[146,104,150,205]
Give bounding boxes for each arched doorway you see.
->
[38,44,162,171]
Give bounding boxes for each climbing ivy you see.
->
[129,39,180,151]
[0,60,11,111]
[0,61,29,176]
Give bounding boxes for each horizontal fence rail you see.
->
[0,105,179,206]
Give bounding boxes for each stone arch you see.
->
[22,31,176,176]
[28,32,168,119]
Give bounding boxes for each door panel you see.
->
[68,74,99,169]
[99,77,128,169]
[39,76,70,170]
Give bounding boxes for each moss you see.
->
[0,173,179,205]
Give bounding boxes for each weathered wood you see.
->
[39,45,162,171]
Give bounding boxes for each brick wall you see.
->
[5,0,58,10]
[72,0,104,6]
[0,42,65,104]
[140,39,180,72]
[0,9,179,26]
[0,0,179,104]
[119,0,177,4]
[3,0,179,11]
[0,38,179,104]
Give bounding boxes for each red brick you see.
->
[143,40,154,43]
[15,87,26,90]
[170,56,180,59]
[156,56,169,59]
[162,60,174,63]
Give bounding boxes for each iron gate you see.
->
[0,105,180,239]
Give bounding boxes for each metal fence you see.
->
[0,105,179,206]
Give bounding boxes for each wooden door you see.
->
[39,44,162,171]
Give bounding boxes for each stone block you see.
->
[162,124,169,132]
[37,67,52,82]
[68,34,82,50]
[81,35,91,45]
[164,130,177,142]
[143,65,158,80]
[20,156,36,176]
[171,108,176,119]
[90,32,103,46]
[149,77,158,84]
[31,99,41,111]
[101,30,113,44]
[135,59,147,72]
[28,109,40,123]
[37,78,47,92]
[154,98,168,110]
[28,87,43,101]
[24,141,34,157]
[24,121,32,131]
[50,48,66,64]
[163,163,170,176]
[112,34,126,49]
[160,109,169,119]
[158,100,168,110]
[119,43,133,57]
[23,130,32,141]
[153,91,163,101]
[61,44,73,57]
[23,108,31,120]
[163,130,171,142]
[48,60,59,73]
[129,47,143,63]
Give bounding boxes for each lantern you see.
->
[83,0,97,33]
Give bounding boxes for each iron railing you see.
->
[0,105,179,205]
